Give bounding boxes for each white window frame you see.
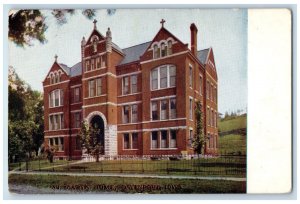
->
[189,97,193,120]
[122,105,130,124]
[122,76,130,95]
[189,64,193,88]
[49,89,63,108]
[160,100,168,120]
[130,75,138,94]
[131,104,138,123]
[169,97,176,119]
[150,65,176,91]
[169,129,177,148]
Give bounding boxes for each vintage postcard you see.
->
[6,8,290,195]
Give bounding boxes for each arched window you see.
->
[151,65,176,90]
[50,74,55,84]
[168,40,172,55]
[153,44,159,59]
[161,42,166,57]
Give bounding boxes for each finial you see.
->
[160,19,166,27]
[93,19,97,29]
[54,54,58,62]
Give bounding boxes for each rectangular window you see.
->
[189,65,193,88]
[170,130,177,148]
[207,107,210,126]
[207,81,210,99]
[161,130,168,148]
[169,65,176,87]
[211,109,214,127]
[131,104,138,123]
[122,76,129,95]
[85,60,90,72]
[123,133,130,149]
[160,66,168,88]
[123,106,129,123]
[49,138,53,146]
[151,101,158,120]
[89,80,95,97]
[160,100,168,120]
[101,55,106,67]
[211,84,213,101]
[189,129,193,147]
[74,112,81,128]
[151,68,158,90]
[170,98,176,119]
[151,131,158,149]
[59,137,64,151]
[189,98,193,120]
[199,75,203,95]
[96,78,102,96]
[91,59,94,70]
[132,133,138,149]
[75,137,81,150]
[131,75,138,93]
[74,87,80,103]
[49,92,53,107]
[54,90,60,106]
[96,57,100,68]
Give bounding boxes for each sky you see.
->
[8,9,247,115]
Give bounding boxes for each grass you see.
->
[218,115,247,133]
[9,159,69,171]
[219,134,246,155]
[9,173,246,193]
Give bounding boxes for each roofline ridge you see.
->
[122,41,152,50]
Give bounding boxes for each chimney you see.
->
[190,23,198,56]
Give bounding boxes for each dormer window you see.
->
[161,42,167,57]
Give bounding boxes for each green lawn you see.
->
[218,115,247,133]
[218,134,246,155]
[9,174,246,193]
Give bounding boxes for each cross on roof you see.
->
[160,19,166,27]
[54,54,58,62]
[93,19,97,29]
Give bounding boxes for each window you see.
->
[123,133,138,149]
[91,59,95,70]
[49,89,63,108]
[123,106,130,123]
[132,133,138,149]
[96,78,102,96]
[55,74,60,83]
[199,75,203,95]
[96,57,101,68]
[122,76,129,95]
[161,130,168,148]
[161,43,167,57]
[189,65,193,88]
[151,101,158,120]
[74,112,81,128]
[59,137,64,151]
[123,133,130,149]
[215,112,217,127]
[49,114,64,130]
[73,87,80,103]
[189,98,193,120]
[170,98,176,119]
[151,68,158,90]
[151,65,176,90]
[151,131,158,149]
[85,60,90,72]
[210,84,213,101]
[88,80,95,97]
[154,44,159,59]
[160,66,168,88]
[101,55,106,67]
[168,40,172,55]
[75,137,81,150]
[131,104,138,123]
[160,100,168,120]
[211,109,214,127]
[207,107,210,126]
[169,65,176,87]
[207,81,210,99]
[189,129,193,147]
[131,75,138,93]
[170,130,177,148]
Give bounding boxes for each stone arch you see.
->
[86,111,107,128]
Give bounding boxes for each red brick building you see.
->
[43,20,218,158]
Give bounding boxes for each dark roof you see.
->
[58,63,70,75]
[197,49,210,64]
[118,41,151,65]
[70,62,82,77]
[112,42,124,54]
[59,62,82,77]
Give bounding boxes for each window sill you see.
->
[49,105,64,109]
[150,148,178,150]
[119,122,140,126]
[70,102,82,105]
[85,66,106,73]
[84,94,107,99]
[123,149,139,151]
[151,86,176,92]
[119,92,141,97]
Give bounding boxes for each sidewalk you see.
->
[9,170,246,182]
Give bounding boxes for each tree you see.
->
[77,121,104,162]
[192,101,206,156]
[9,9,116,47]
[8,66,44,162]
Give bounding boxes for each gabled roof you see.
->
[197,49,210,64]
[58,62,82,77]
[118,41,151,65]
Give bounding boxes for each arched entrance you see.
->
[90,115,105,155]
